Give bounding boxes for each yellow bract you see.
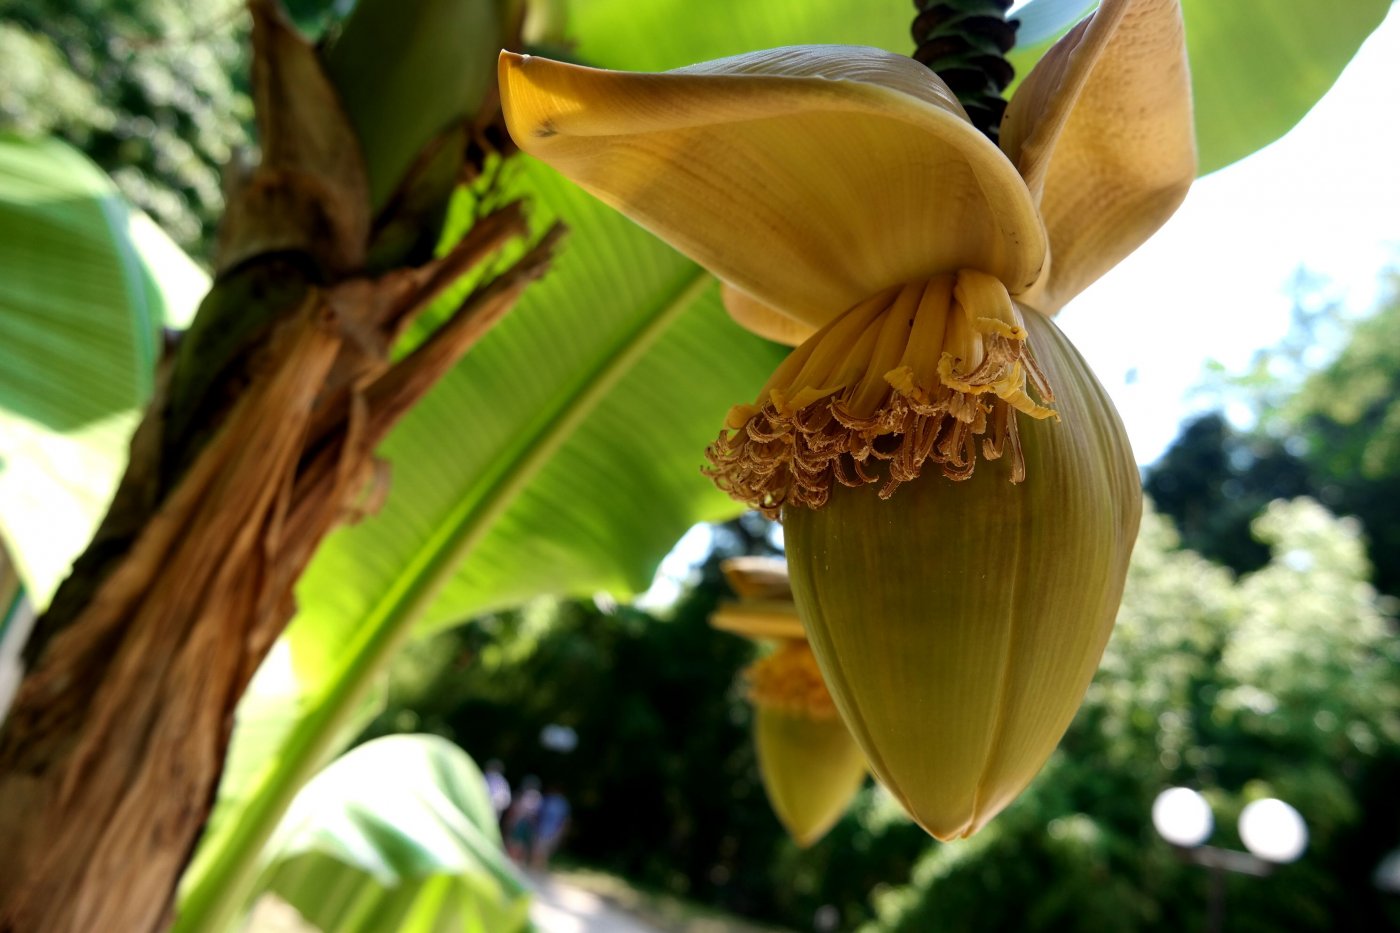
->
[499,45,1046,329]
[499,0,1192,330]
[1002,0,1196,313]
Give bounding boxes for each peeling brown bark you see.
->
[0,2,558,928]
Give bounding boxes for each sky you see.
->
[639,6,1400,606]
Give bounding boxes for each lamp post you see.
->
[1151,787,1308,933]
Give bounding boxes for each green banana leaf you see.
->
[289,162,784,669]
[1180,0,1392,173]
[255,734,531,933]
[177,159,786,930]
[0,134,206,606]
[558,0,1089,82]
[566,0,1394,176]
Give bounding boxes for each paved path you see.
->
[529,872,662,933]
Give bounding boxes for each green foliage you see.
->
[255,734,532,933]
[0,136,167,422]
[1298,284,1400,481]
[358,520,791,915]
[323,0,502,210]
[356,517,914,924]
[1287,275,1400,595]
[0,0,252,257]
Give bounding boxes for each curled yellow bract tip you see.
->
[1002,0,1196,313]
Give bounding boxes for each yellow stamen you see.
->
[745,640,838,720]
[704,270,1057,517]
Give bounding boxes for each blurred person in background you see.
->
[531,785,572,871]
[483,758,512,823]
[505,775,541,865]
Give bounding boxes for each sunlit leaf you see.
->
[564,0,909,70]
[256,735,532,933]
[1181,0,1393,173]
[0,135,206,604]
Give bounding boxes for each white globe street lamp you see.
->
[1239,798,1308,864]
[1151,788,1308,933]
[1152,787,1214,848]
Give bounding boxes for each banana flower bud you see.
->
[503,0,1194,838]
[712,558,866,846]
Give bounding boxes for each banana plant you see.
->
[0,0,1389,929]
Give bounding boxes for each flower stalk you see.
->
[912,0,1019,140]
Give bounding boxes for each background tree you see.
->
[1287,274,1400,595]
[1143,413,1311,573]
[1147,270,1400,595]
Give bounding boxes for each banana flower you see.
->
[501,0,1194,839]
[711,557,867,846]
